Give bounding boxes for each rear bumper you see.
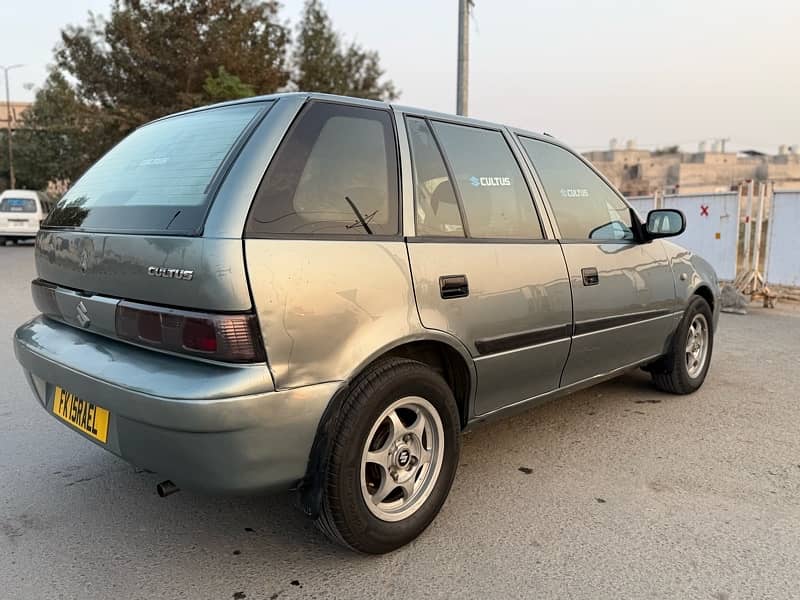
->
[14,316,338,494]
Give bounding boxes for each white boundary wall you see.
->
[765,191,800,287]
[659,193,741,281]
[626,195,657,221]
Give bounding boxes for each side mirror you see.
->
[645,209,685,239]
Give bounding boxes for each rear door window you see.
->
[430,122,542,239]
[246,102,399,237]
[406,117,464,237]
[519,137,635,241]
[45,102,270,234]
[0,198,37,213]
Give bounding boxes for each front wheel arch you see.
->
[692,284,715,316]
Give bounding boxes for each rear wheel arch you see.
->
[379,340,473,428]
[296,336,474,519]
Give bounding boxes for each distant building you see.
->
[0,101,32,130]
[584,140,800,195]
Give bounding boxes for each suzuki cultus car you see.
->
[14,93,718,553]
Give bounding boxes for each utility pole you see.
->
[718,137,731,153]
[456,0,472,116]
[2,64,24,189]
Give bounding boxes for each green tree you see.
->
[1,71,119,192]
[8,0,290,190]
[293,0,398,101]
[203,66,257,103]
[8,0,400,192]
[57,0,290,127]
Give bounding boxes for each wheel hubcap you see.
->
[360,396,444,522]
[685,313,709,379]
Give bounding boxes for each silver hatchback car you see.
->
[14,93,719,553]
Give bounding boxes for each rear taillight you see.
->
[115,301,266,363]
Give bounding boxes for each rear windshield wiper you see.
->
[344,196,375,235]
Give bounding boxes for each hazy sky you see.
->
[1,0,798,152]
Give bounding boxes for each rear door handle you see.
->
[439,274,469,299]
[581,267,599,286]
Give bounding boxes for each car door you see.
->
[518,135,680,386]
[402,116,573,416]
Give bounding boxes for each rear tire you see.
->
[651,295,714,394]
[316,357,461,554]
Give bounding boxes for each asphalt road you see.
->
[1,243,799,600]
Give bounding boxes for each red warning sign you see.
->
[700,205,709,217]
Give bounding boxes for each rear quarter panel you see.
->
[245,239,428,389]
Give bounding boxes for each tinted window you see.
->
[46,102,268,234]
[0,198,37,213]
[247,102,399,236]
[406,117,464,237]
[520,137,634,241]
[431,122,542,239]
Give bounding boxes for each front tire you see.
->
[316,357,461,554]
[652,295,714,394]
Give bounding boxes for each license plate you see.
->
[52,386,110,443]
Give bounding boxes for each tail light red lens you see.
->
[182,318,218,353]
[115,301,266,363]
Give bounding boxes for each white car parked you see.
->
[0,189,51,245]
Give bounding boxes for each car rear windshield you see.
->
[0,198,37,213]
[44,101,270,235]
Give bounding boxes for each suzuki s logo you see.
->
[147,266,194,281]
[79,251,89,273]
[397,449,411,467]
[76,301,91,328]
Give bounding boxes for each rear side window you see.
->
[0,198,37,213]
[45,102,269,234]
[431,122,542,240]
[246,102,399,237]
[406,117,464,237]
[519,137,634,241]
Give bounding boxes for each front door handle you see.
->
[581,267,599,286]
[440,274,469,299]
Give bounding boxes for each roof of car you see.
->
[156,91,543,136]
[149,91,576,158]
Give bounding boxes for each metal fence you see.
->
[627,195,658,221]
[627,192,741,281]
[661,193,741,281]
[765,191,800,287]
[628,187,800,290]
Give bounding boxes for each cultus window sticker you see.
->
[469,176,512,187]
[560,188,589,198]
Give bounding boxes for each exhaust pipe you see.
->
[156,480,179,497]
